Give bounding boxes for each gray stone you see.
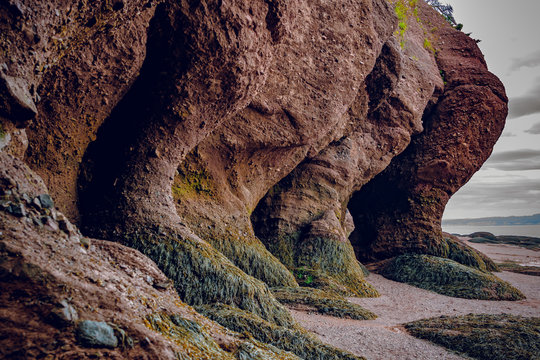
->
[0,71,38,125]
[76,320,118,348]
[32,197,41,208]
[38,194,54,209]
[0,199,11,209]
[8,203,26,217]
[21,193,31,203]
[32,216,43,227]
[153,280,173,290]
[50,300,79,326]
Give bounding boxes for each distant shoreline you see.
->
[443,213,540,226]
[443,224,540,238]
[442,214,540,226]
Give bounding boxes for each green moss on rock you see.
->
[271,287,376,320]
[145,312,233,359]
[123,229,294,327]
[293,267,357,296]
[295,235,379,298]
[406,314,540,360]
[145,312,300,360]
[381,254,524,300]
[198,225,298,288]
[426,236,498,272]
[196,303,366,360]
[444,236,498,272]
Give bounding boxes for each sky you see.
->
[441,0,540,220]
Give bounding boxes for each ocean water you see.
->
[442,224,540,237]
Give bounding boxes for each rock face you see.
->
[1,0,508,357]
[348,1,507,262]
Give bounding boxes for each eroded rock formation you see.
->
[1,0,509,358]
[348,1,507,263]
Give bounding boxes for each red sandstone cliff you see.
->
[1,0,507,358]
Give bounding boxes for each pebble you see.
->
[50,300,79,326]
[38,194,54,209]
[80,237,91,249]
[32,216,43,227]
[33,197,42,208]
[76,320,118,348]
[8,203,26,217]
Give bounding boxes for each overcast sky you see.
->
[441,0,540,219]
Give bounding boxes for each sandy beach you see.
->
[289,241,540,359]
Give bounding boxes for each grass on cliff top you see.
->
[196,303,365,360]
[145,312,300,360]
[123,229,294,327]
[271,286,376,320]
[405,314,540,360]
[381,254,524,300]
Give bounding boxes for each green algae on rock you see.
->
[187,222,299,288]
[381,254,524,300]
[406,314,540,360]
[271,287,376,320]
[293,267,360,297]
[196,303,366,360]
[122,229,295,327]
[294,233,380,298]
[145,313,300,360]
[428,236,498,272]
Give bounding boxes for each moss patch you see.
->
[145,312,300,360]
[145,312,234,359]
[173,167,215,198]
[393,0,419,48]
[295,236,379,297]
[123,229,294,327]
[427,236,498,272]
[406,314,540,360]
[271,287,376,320]
[444,236,498,272]
[293,267,356,296]
[198,225,298,288]
[381,254,524,300]
[196,303,366,360]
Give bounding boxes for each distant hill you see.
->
[443,214,540,226]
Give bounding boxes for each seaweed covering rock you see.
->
[271,287,376,320]
[197,303,366,360]
[380,254,524,300]
[405,314,540,360]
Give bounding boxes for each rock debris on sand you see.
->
[290,265,540,360]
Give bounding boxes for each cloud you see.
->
[507,81,540,119]
[444,177,540,219]
[501,132,516,137]
[509,49,540,71]
[488,149,540,162]
[483,149,540,171]
[525,122,540,134]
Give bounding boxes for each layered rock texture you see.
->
[1,0,509,358]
